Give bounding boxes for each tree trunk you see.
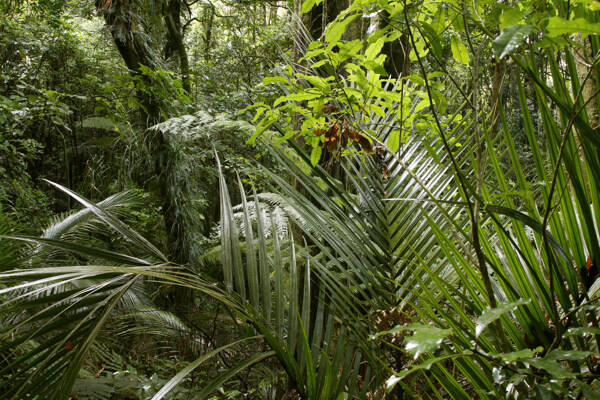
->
[96,0,196,313]
[302,0,346,40]
[162,0,191,94]
[203,4,215,61]
[380,10,411,79]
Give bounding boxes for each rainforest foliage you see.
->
[2,0,600,398]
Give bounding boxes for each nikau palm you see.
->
[2,1,600,399]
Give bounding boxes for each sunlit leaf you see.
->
[301,0,322,14]
[310,145,322,166]
[492,24,534,59]
[476,299,530,338]
[403,324,452,359]
[546,17,600,37]
[565,327,600,336]
[450,35,470,66]
[498,348,538,363]
[325,14,359,48]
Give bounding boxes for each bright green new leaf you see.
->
[476,299,530,338]
[450,36,470,66]
[448,8,465,32]
[302,46,325,60]
[387,130,400,153]
[546,17,600,37]
[365,37,385,61]
[414,98,430,113]
[274,92,321,107]
[410,38,429,61]
[301,0,322,14]
[311,145,322,166]
[325,14,359,49]
[492,24,534,59]
[338,39,363,62]
[263,76,289,85]
[364,60,387,75]
[299,74,331,92]
[499,9,525,31]
[432,7,445,34]
[311,59,330,69]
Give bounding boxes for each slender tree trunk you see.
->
[302,0,345,40]
[203,4,215,61]
[489,56,505,140]
[380,10,411,79]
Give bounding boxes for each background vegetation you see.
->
[2,0,600,398]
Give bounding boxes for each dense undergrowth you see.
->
[2,0,600,398]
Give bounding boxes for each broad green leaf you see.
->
[410,38,429,60]
[414,98,431,113]
[403,324,452,359]
[299,74,332,92]
[432,7,445,34]
[420,21,443,58]
[450,36,470,66]
[311,59,330,69]
[565,327,600,336]
[387,129,401,153]
[476,299,530,338]
[339,40,363,61]
[311,145,322,166]
[370,324,403,340]
[546,17,600,37]
[448,8,465,32]
[263,76,289,85]
[525,358,574,379]
[498,348,538,363]
[545,349,593,361]
[325,14,359,48]
[274,92,321,107]
[273,92,321,107]
[499,9,525,31]
[365,37,385,61]
[301,0,322,14]
[492,24,534,59]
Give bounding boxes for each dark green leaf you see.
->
[476,299,530,338]
[492,25,534,59]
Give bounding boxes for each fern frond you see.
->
[231,192,311,239]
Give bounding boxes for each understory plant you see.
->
[2,0,600,399]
